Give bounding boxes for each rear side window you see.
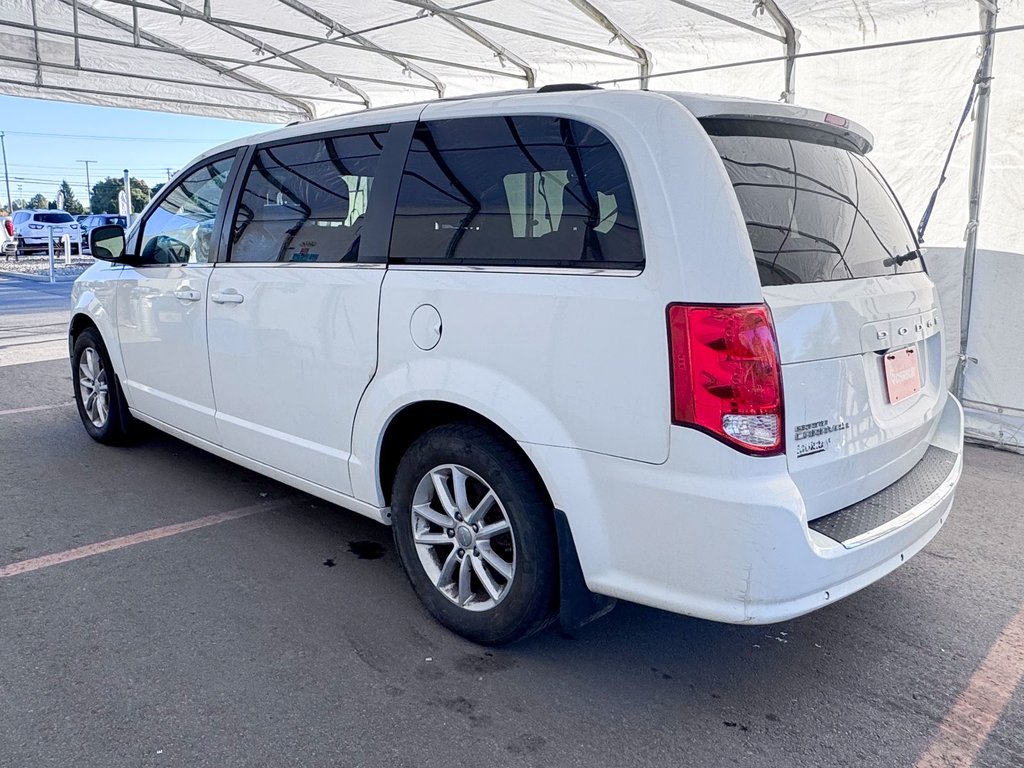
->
[229,131,385,264]
[13,212,28,224]
[706,121,922,285]
[34,213,74,224]
[390,116,642,269]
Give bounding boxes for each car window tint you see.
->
[390,116,643,269]
[35,213,74,224]
[138,154,236,265]
[229,131,386,264]
[706,123,921,285]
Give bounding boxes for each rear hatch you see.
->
[703,117,945,519]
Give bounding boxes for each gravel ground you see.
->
[0,255,94,278]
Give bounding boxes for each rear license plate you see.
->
[884,346,921,403]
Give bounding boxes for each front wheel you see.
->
[391,422,557,645]
[72,328,136,444]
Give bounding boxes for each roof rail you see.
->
[536,83,602,93]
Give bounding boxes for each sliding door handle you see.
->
[211,291,244,305]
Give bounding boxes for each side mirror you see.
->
[90,225,127,262]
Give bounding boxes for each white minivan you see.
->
[71,87,963,644]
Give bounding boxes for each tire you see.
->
[391,422,557,645]
[15,237,25,260]
[71,328,136,445]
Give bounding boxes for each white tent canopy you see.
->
[3,0,1024,449]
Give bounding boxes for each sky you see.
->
[0,95,274,210]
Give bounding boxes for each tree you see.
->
[11,198,29,211]
[57,180,85,214]
[90,176,151,215]
[28,193,48,210]
[150,182,165,199]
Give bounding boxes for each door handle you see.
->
[173,289,202,302]
[211,290,244,305]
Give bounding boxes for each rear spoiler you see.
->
[699,115,873,155]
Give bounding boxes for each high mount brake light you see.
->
[667,303,784,455]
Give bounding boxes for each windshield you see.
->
[704,120,922,286]
[35,212,75,224]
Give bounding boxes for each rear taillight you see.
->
[4,219,12,237]
[667,303,784,455]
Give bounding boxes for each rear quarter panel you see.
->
[350,91,765,506]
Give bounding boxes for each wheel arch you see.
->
[375,398,614,631]
[377,400,550,509]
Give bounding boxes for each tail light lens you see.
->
[667,303,784,455]
[4,219,12,237]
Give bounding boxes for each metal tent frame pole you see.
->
[954,0,999,399]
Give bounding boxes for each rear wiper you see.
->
[883,250,921,267]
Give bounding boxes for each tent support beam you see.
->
[954,0,999,399]
[30,0,42,86]
[0,77,303,118]
[272,0,446,97]
[399,0,535,86]
[93,0,525,83]
[71,0,80,67]
[153,0,371,107]
[566,0,652,88]
[51,1,317,120]
[665,0,784,42]
[397,0,638,67]
[759,0,799,102]
[3,16,435,92]
[0,54,365,108]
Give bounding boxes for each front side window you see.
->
[705,120,922,285]
[390,116,643,269]
[229,131,385,264]
[138,154,236,265]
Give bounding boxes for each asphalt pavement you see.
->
[1,275,1022,768]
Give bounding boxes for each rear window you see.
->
[34,212,75,224]
[705,120,922,286]
[104,216,127,227]
[390,116,643,269]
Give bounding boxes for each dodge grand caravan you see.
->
[71,87,963,644]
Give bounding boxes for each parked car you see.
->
[12,209,81,256]
[70,87,964,644]
[1,216,15,260]
[79,214,128,254]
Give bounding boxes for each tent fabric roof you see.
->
[1,0,1022,254]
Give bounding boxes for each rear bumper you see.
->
[522,394,963,624]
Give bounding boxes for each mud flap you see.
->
[554,508,616,631]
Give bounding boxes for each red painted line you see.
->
[0,502,280,578]
[0,402,75,417]
[915,604,1024,768]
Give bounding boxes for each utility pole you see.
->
[0,132,12,214]
[77,159,96,210]
[165,167,173,181]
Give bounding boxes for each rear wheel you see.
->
[391,422,557,645]
[72,328,136,444]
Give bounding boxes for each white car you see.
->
[12,209,82,256]
[70,87,964,644]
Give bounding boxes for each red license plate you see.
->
[884,346,921,403]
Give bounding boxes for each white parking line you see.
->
[0,402,75,417]
[0,501,285,578]
[915,604,1024,767]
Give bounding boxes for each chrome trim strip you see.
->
[387,264,642,277]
